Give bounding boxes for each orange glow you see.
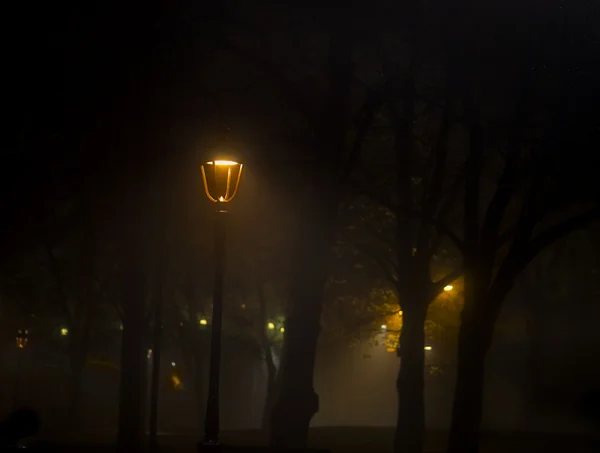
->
[171,374,183,390]
[200,159,244,203]
[207,160,240,166]
[16,329,28,349]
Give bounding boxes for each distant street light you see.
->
[60,327,69,336]
[199,318,208,326]
[267,322,275,330]
[444,285,453,291]
[424,346,433,351]
[199,155,244,446]
[16,329,28,349]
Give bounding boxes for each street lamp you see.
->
[15,329,28,409]
[16,329,29,349]
[199,156,244,446]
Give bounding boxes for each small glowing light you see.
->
[398,311,403,316]
[267,322,275,330]
[241,304,246,309]
[279,327,285,333]
[146,349,153,360]
[381,324,387,330]
[444,285,453,291]
[171,362,176,367]
[218,196,225,202]
[424,346,432,351]
[119,324,124,331]
[171,374,183,390]
[199,319,208,326]
[60,327,69,336]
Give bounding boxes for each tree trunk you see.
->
[269,20,354,448]
[117,271,146,453]
[394,303,428,453]
[269,283,322,448]
[446,320,488,453]
[68,356,85,426]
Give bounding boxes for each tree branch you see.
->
[398,204,465,252]
[524,208,600,266]
[341,231,398,286]
[428,171,465,258]
[417,94,451,259]
[340,82,386,187]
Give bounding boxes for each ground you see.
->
[161,427,599,453]
[30,427,599,453]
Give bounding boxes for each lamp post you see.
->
[14,329,29,409]
[199,158,244,446]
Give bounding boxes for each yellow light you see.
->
[381,324,387,330]
[398,310,403,316]
[199,319,208,326]
[444,285,453,291]
[200,158,244,203]
[171,374,183,390]
[279,327,285,333]
[207,160,240,166]
[267,322,275,330]
[60,328,69,336]
[424,346,432,351]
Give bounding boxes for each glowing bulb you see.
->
[171,362,176,367]
[267,322,275,330]
[207,160,239,166]
[218,196,225,202]
[444,285,453,291]
[60,327,69,336]
[381,324,387,330]
[398,311,403,316]
[199,319,208,326]
[279,327,285,333]
[424,346,432,351]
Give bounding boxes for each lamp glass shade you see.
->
[200,160,244,203]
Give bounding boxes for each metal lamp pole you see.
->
[199,157,243,447]
[14,329,28,409]
[204,206,226,445]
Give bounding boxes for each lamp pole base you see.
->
[197,444,330,453]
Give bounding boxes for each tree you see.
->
[446,4,600,452]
